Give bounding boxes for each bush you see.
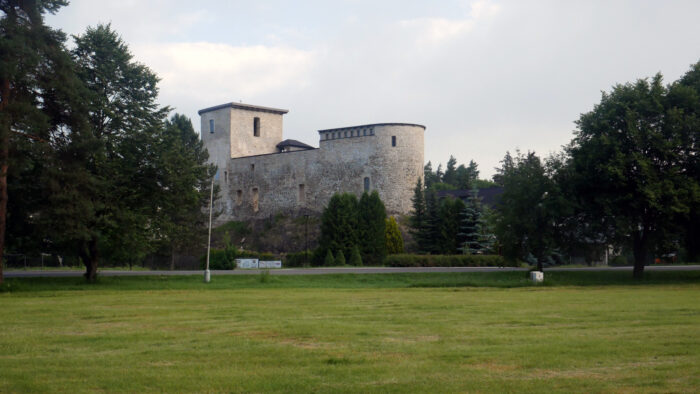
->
[324,250,335,266]
[385,254,511,267]
[285,250,312,267]
[349,246,363,266]
[335,250,346,266]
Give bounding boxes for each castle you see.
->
[199,102,425,222]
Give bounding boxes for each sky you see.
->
[47,0,700,178]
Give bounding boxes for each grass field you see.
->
[1,271,699,392]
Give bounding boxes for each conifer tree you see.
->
[335,250,346,266]
[0,0,76,284]
[437,197,466,254]
[319,193,358,259]
[349,245,363,266]
[357,191,387,265]
[424,189,441,254]
[458,188,490,254]
[324,249,335,266]
[385,216,404,254]
[409,178,429,253]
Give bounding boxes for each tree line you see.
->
[1,3,214,282]
[412,62,699,278]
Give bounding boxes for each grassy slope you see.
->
[1,272,699,393]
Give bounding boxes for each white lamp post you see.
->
[204,170,219,283]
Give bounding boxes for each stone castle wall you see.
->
[200,103,424,222]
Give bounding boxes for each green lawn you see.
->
[1,272,699,392]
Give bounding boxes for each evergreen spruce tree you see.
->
[409,178,429,253]
[458,188,489,254]
[349,245,363,266]
[335,250,346,266]
[357,191,387,265]
[424,189,441,254]
[437,197,466,254]
[442,155,458,187]
[319,193,358,259]
[324,249,335,266]
[385,216,404,254]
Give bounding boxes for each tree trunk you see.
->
[632,231,648,279]
[81,237,99,282]
[0,77,11,286]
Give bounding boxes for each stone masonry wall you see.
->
[216,124,425,221]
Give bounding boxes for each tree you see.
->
[570,66,700,278]
[155,114,216,269]
[493,151,561,270]
[43,24,169,281]
[423,161,439,189]
[436,197,465,254]
[385,216,404,254]
[319,193,358,259]
[442,155,458,186]
[357,191,387,265]
[349,245,362,266]
[409,178,430,253]
[324,249,335,266]
[335,250,346,266]
[458,188,491,254]
[0,0,75,284]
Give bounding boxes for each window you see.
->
[251,163,255,171]
[392,136,396,147]
[298,184,305,204]
[344,131,348,138]
[224,171,228,183]
[363,129,367,136]
[253,117,260,137]
[364,177,370,192]
[325,133,329,140]
[236,190,242,205]
[252,188,259,212]
[370,129,374,135]
[209,119,214,134]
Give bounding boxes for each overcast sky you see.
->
[47,0,700,178]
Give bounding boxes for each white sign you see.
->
[258,260,282,269]
[236,258,259,269]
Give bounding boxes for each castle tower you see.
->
[198,102,288,174]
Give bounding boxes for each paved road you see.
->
[4,265,700,278]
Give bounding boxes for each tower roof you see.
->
[198,102,289,115]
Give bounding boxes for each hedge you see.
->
[384,254,512,267]
[284,251,312,268]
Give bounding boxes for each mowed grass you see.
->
[1,272,699,392]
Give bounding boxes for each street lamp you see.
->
[204,170,219,283]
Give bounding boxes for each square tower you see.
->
[199,102,288,172]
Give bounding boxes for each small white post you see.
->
[530,271,544,284]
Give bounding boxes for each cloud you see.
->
[132,42,316,105]
[400,0,501,44]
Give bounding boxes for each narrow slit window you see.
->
[363,129,367,136]
[252,188,259,212]
[251,164,255,171]
[253,117,260,137]
[209,119,214,134]
[392,136,396,147]
[236,190,242,205]
[364,177,370,192]
[224,171,228,183]
[298,184,305,204]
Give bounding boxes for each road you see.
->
[4,265,700,278]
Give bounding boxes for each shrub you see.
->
[324,250,335,266]
[349,246,363,266]
[285,250,312,267]
[335,250,346,266]
[384,254,511,267]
